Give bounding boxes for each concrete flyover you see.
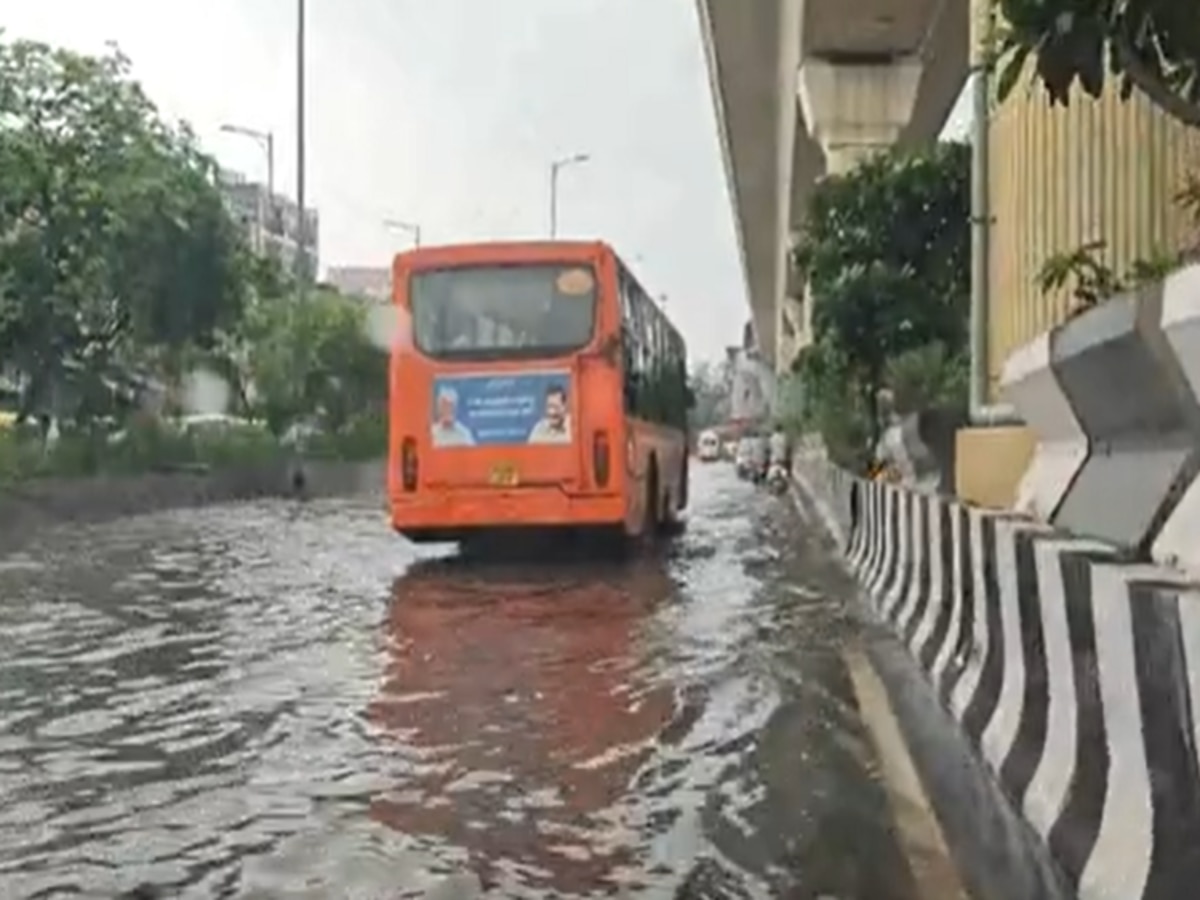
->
[695,0,968,371]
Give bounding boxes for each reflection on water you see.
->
[369,557,677,895]
[0,467,925,900]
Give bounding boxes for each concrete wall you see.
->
[794,458,1200,900]
[954,426,1035,510]
[957,7,1199,505]
[985,56,1200,400]
[0,459,385,554]
[729,348,776,422]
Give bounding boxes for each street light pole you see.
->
[219,124,275,242]
[549,152,589,239]
[384,218,421,248]
[265,131,275,210]
[296,0,308,294]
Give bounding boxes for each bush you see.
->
[885,342,967,416]
[0,410,392,488]
[0,418,278,486]
[305,414,387,462]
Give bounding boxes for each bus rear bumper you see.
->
[389,488,627,541]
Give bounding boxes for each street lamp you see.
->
[549,152,590,239]
[384,218,421,248]
[296,0,308,294]
[220,124,275,250]
[219,124,275,199]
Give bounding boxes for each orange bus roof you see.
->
[393,239,610,270]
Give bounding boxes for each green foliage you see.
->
[235,289,388,436]
[884,343,968,416]
[791,341,873,471]
[0,34,249,422]
[0,418,275,484]
[993,0,1200,128]
[304,413,388,462]
[773,372,807,437]
[791,142,971,453]
[0,34,389,481]
[686,359,731,432]
[1037,236,1193,313]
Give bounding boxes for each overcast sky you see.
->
[4,0,970,363]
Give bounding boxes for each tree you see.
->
[0,34,247,423]
[687,361,730,432]
[792,142,970,445]
[240,288,388,435]
[993,0,1200,128]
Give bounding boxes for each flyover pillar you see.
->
[796,57,923,174]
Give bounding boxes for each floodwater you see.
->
[0,465,927,899]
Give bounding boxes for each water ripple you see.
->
[0,469,917,899]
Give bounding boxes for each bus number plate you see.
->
[489,463,519,487]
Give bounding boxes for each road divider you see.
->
[796,461,1200,900]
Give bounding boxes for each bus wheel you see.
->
[661,489,685,537]
[644,459,661,541]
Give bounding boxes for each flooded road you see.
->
[0,465,937,899]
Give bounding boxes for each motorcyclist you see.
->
[768,426,789,472]
[761,426,789,492]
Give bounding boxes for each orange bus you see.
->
[388,240,691,545]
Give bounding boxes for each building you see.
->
[324,266,391,302]
[724,319,775,425]
[219,169,320,282]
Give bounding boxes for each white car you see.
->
[697,430,721,462]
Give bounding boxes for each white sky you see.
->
[2,0,972,363]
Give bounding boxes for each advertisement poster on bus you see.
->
[429,371,573,447]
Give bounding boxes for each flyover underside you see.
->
[897,0,968,149]
[698,0,787,365]
[699,0,968,373]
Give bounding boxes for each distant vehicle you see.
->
[765,461,789,494]
[697,430,721,462]
[735,434,768,482]
[388,240,693,547]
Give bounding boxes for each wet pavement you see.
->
[0,465,942,899]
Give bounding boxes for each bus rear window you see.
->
[410,264,597,360]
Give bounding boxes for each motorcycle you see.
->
[765,462,789,495]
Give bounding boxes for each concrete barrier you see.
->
[1151,264,1200,576]
[1000,332,1087,521]
[1002,264,1200,556]
[790,436,854,547]
[800,462,1200,900]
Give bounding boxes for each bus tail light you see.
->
[593,430,611,488]
[401,437,418,491]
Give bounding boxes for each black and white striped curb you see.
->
[839,476,1200,900]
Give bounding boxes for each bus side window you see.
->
[648,298,666,424]
[632,287,651,419]
[674,336,688,428]
[623,273,645,416]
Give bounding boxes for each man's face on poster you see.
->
[545,388,566,430]
[436,392,456,427]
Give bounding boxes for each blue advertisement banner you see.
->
[429,370,574,447]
